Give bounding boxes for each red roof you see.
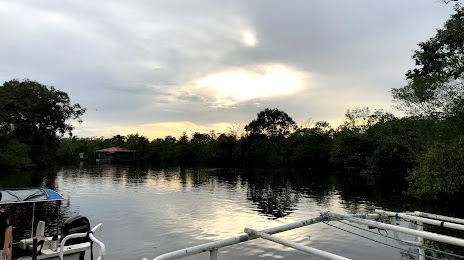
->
[96,147,135,153]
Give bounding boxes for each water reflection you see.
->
[243,170,299,219]
[13,164,414,221]
[0,164,422,231]
[1,169,69,240]
[3,164,464,259]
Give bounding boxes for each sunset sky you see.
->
[0,1,457,140]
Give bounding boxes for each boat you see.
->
[0,188,106,260]
[146,210,464,260]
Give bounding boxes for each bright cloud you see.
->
[243,31,257,46]
[1,1,455,140]
[196,65,306,107]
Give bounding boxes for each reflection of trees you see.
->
[244,170,300,219]
[244,169,330,217]
[179,168,210,189]
[1,169,72,241]
[247,183,298,219]
[212,168,242,189]
[166,167,301,219]
[61,162,150,185]
[3,163,152,242]
[173,168,336,219]
[157,167,180,182]
[177,168,241,190]
[283,170,334,206]
[330,174,409,214]
[126,163,150,184]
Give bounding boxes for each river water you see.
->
[2,163,464,260]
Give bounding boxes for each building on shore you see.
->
[95,147,136,162]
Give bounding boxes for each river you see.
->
[2,163,464,260]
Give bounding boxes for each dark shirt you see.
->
[0,207,12,248]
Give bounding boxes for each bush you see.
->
[406,136,464,199]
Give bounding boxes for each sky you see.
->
[0,1,458,140]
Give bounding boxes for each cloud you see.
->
[194,64,308,108]
[242,31,257,47]
[0,1,456,139]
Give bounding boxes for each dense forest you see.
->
[1,6,463,201]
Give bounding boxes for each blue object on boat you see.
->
[44,189,65,201]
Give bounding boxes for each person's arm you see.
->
[2,225,12,260]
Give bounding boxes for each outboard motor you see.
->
[61,215,91,246]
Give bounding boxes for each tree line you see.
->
[54,108,419,174]
[54,103,462,202]
[1,5,463,200]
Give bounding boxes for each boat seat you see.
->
[36,221,45,237]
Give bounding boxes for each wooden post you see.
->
[32,237,38,260]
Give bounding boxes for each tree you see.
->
[238,134,281,166]
[363,117,433,175]
[126,133,150,160]
[330,109,399,173]
[289,122,333,168]
[213,133,239,166]
[190,132,214,164]
[343,108,395,132]
[227,122,244,138]
[406,136,464,199]
[392,6,464,118]
[0,79,86,168]
[330,127,372,172]
[245,108,298,137]
[177,132,191,165]
[150,136,179,164]
[109,135,127,147]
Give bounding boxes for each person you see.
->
[0,192,12,260]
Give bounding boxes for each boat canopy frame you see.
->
[0,188,65,205]
[0,188,65,240]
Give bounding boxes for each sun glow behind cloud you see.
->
[196,65,304,107]
[243,31,257,46]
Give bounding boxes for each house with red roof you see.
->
[95,147,136,161]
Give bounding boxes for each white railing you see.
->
[414,211,464,225]
[147,211,464,260]
[375,209,464,231]
[244,228,351,260]
[373,210,464,260]
[324,211,464,247]
[147,214,379,260]
[59,223,106,260]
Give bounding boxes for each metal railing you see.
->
[146,211,464,260]
[326,210,464,260]
[244,228,351,260]
[146,214,378,260]
[59,223,106,260]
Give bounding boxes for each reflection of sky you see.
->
[54,165,421,259]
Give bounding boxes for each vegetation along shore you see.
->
[1,5,464,203]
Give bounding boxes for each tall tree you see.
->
[245,108,298,137]
[289,121,333,168]
[0,79,86,168]
[392,6,464,118]
[406,136,464,199]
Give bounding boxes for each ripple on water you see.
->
[23,165,452,260]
